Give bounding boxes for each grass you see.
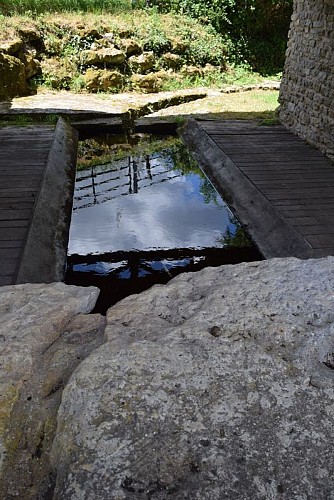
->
[151,90,280,121]
[0,10,282,95]
[0,0,132,16]
[0,114,59,127]
[159,66,268,93]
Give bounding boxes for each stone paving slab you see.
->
[0,82,279,120]
[0,89,208,120]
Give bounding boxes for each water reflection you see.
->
[66,137,261,313]
[67,246,261,314]
[68,146,234,255]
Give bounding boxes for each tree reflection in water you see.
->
[66,135,261,314]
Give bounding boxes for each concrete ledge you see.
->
[180,119,314,259]
[16,117,78,283]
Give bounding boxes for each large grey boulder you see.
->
[51,257,334,499]
[0,282,103,499]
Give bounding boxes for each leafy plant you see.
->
[148,0,293,74]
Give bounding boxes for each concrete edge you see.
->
[16,117,79,284]
[180,119,314,260]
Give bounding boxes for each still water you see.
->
[66,135,261,313]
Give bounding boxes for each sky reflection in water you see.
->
[68,151,236,256]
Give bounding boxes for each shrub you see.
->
[148,0,293,74]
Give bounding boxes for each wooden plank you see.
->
[0,248,22,259]
[0,170,45,177]
[265,189,334,200]
[0,209,31,220]
[310,248,334,258]
[295,225,334,235]
[0,240,24,248]
[198,119,334,256]
[280,207,334,217]
[303,234,334,249]
[0,125,53,286]
[0,178,41,188]
[214,138,319,148]
[0,187,38,194]
[243,172,334,181]
[272,198,334,207]
[0,220,29,228]
[0,275,15,285]
[0,227,28,240]
[0,259,17,275]
[238,161,332,168]
[255,180,334,189]
[288,216,334,227]
[200,121,289,134]
[0,199,36,208]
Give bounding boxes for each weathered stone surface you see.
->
[0,88,207,117]
[162,52,183,69]
[78,28,100,40]
[21,53,41,79]
[130,71,167,93]
[118,38,142,57]
[18,27,42,42]
[0,282,103,499]
[51,257,334,499]
[84,68,125,92]
[0,38,24,56]
[181,65,203,78]
[129,51,155,73]
[40,57,75,89]
[170,36,189,54]
[279,1,334,160]
[0,52,27,99]
[81,48,126,66]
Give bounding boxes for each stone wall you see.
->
[279,0,334,160]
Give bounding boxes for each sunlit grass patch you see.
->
[152,90,280,121]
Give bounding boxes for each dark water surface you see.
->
[66,135,261,314]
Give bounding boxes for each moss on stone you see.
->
[0,53,27,100]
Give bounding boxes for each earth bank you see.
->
[0,12,230,99]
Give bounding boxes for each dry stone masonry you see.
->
[279,0,334,160]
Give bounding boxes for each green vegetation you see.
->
[152,90,280,120]
[0,0,132,16]
[149,0,293,74]
[221,222,253,247]
[159,66,266,92]
[1,0,292,75]
[77,135,182,170]
[1,11,239,93]
[0,114,59,127]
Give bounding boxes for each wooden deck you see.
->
[182,120,334,259]
[0,126,55,285]
[1,118,334,287]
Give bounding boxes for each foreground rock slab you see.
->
[51,257,334,499]
[0,282,103,499]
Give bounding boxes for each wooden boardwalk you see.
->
[1,118,334,287]
[0,126,55,285]
[183,120,334,259]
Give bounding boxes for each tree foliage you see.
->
[148,0,293,73]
